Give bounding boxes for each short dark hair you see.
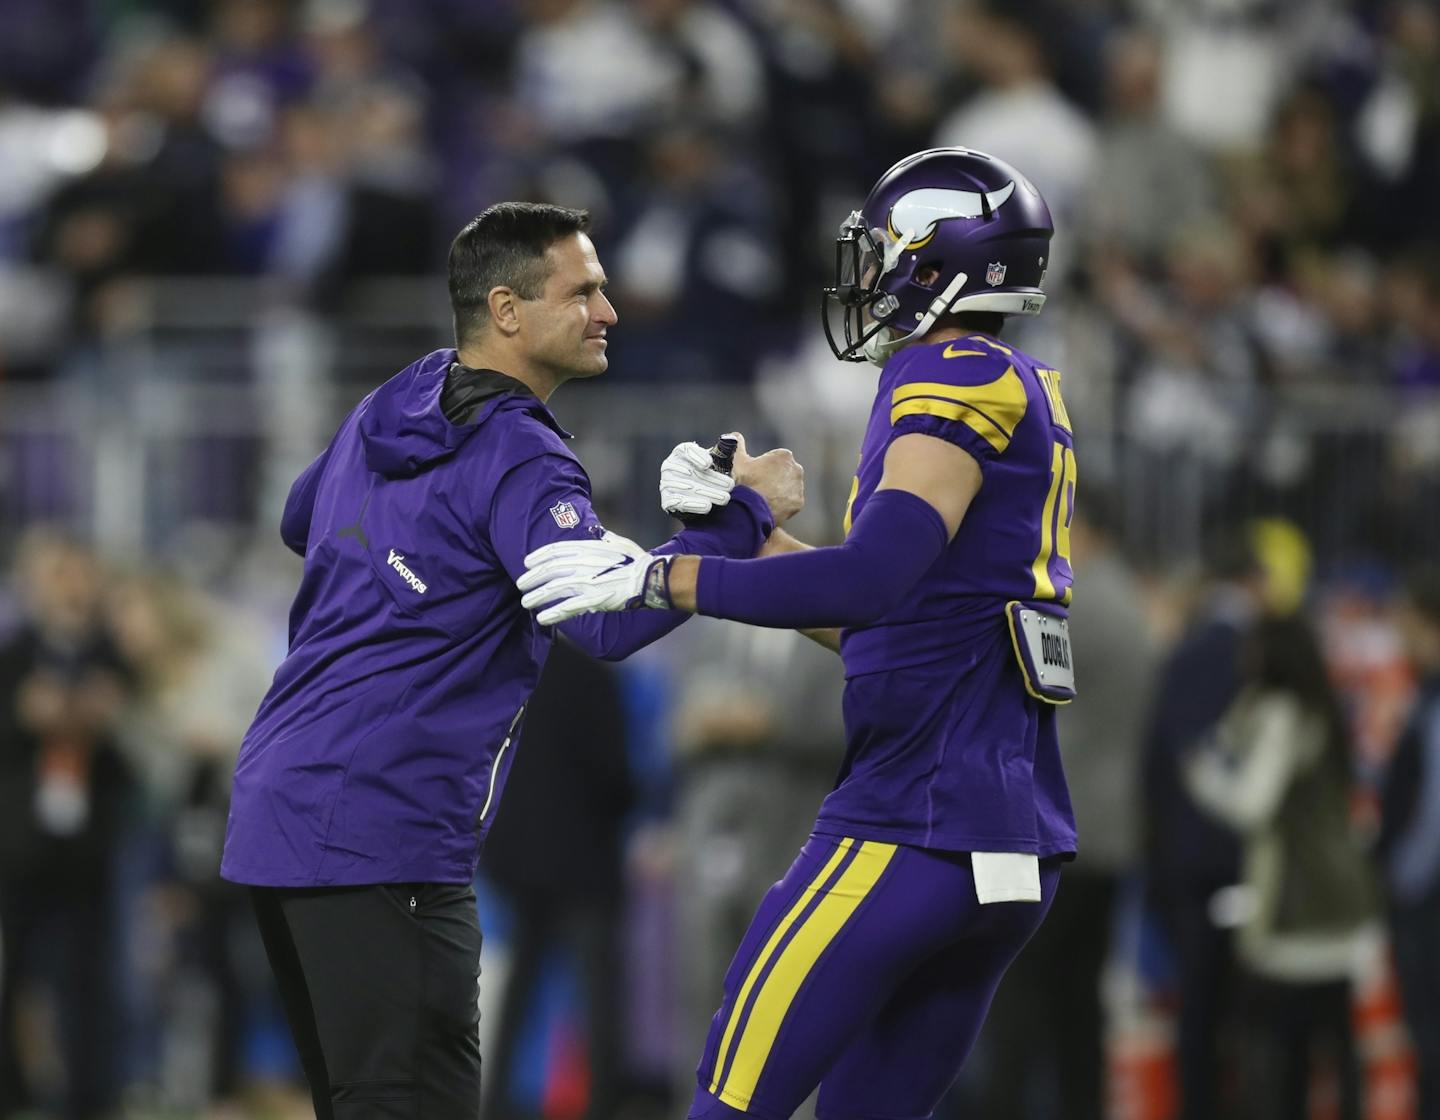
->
[447,202,591,345]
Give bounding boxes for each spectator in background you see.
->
[0,529,134,1120]
[106,569,275,1109]
[1118,220,1268,544]
[933,0,1095,282]
[31,37,224,334]
[509,0,760,198]
[301,0,439,283]
[1388,250,1440,394]
[612,119,784,383]
[1184,612,1376,1120]
[1355,0,1440,250]
[481,639,634,1120]
[268,102,349,291]
[1237,83,1372,283]
[1081,27,1216,272]
[631,0,766,131]
[982,495,1158,1120]
[1381,566,1440,1120]
[1141,528,1266,1120]
[203,0,311,150]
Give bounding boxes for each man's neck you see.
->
[455,344,562,402]
[911,325,1000,350]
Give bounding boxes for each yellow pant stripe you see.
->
[715,840,898,1108]
[707,838,855,1095]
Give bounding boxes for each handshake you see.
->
[518,434,804,626]
[658,432,805,525]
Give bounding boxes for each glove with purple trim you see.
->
[518,531,673,626]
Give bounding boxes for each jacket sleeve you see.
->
[489,452,773,661]
[279,447,332,557]
[1388,704,1440,902]
[1182,693,1309,833]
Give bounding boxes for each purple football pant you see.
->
[688,833,1060,1120]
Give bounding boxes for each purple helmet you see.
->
[823,147,1054,364]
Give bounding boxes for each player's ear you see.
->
[488,286,521,337]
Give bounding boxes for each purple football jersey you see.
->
[816,334,1078,856]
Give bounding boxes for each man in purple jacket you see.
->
[220,203,802,1118]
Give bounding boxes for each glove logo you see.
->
[549,501,581,529]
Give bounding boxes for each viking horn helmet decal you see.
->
[887,181,1017,247]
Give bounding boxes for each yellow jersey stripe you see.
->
[1032,442,1063,600]
[1057,447,1075,605]
[715,840,898,1108]
[707,838,855,1095]
[890,397,1011,453]
[892,365,1027,437]
[891,387,1015,440]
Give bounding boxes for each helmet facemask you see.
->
[822,211,897,365]
[822,210,981,367]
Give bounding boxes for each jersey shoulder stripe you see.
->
[890,363,1027,453]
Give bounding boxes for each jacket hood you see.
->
[359,348,567,478]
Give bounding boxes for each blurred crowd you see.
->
[3,0,1440,1118]
[0,0,1438,563]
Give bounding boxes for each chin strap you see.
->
[881,226,916,275]
[864,271,970,366]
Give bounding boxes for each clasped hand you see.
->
[519,434,805,625]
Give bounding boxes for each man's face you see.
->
[517,232,617,381]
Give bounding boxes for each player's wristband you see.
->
[641,556,674,610]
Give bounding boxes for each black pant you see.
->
[1238,975,1360,1120]
[1393,893,1440,1120]
[251,883,483,1120]
[0,872,117,1120]
[1154,879,1237,1120]
[483,890,622,1120]
[982,870,1116,1120]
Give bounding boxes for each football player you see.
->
[519,148,1079,1120]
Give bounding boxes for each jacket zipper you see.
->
[477,704,526,825]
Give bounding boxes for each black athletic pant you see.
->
[251,883,483,1120]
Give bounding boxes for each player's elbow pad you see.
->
[695,489,949,630]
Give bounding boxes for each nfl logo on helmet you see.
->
[986,261,1007,287]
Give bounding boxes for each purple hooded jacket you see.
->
[220,349,772,887]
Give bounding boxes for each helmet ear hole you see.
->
[913,262,944,288]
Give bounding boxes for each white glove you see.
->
[517,531,671,626]
[660,441,734,517]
